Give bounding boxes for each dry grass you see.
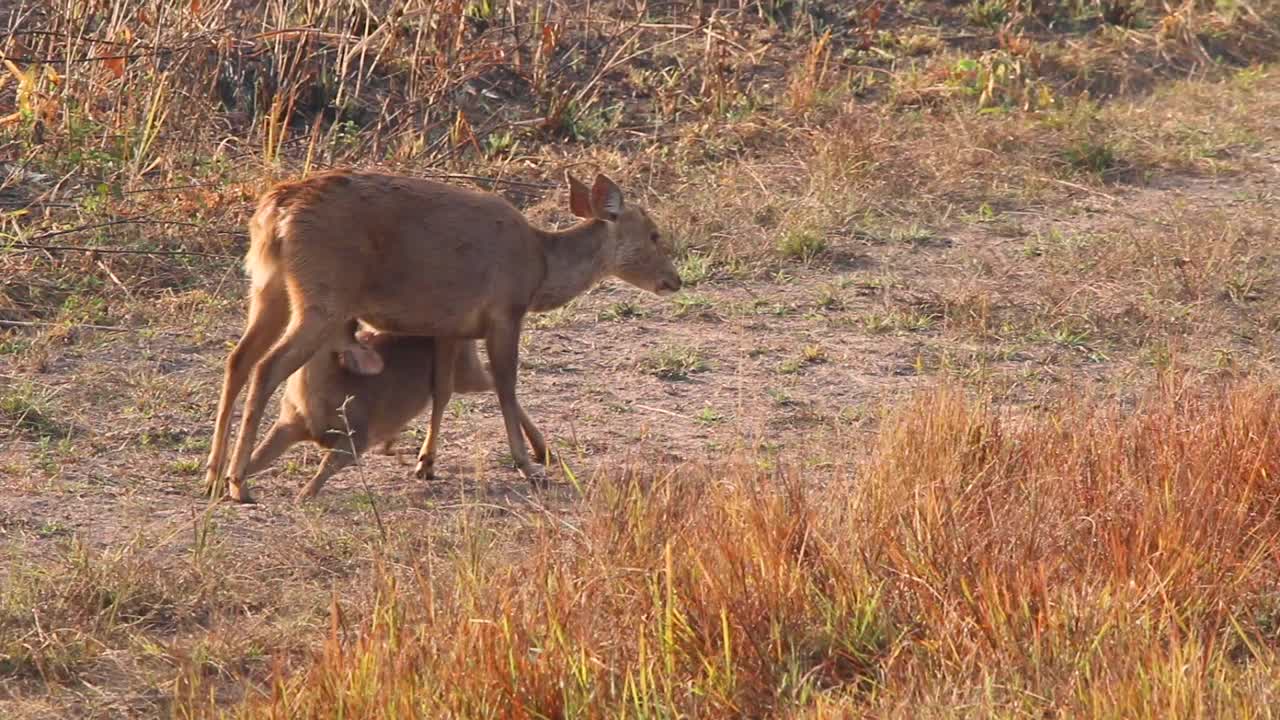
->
[4,0,1280,716]
[186,376,1280,718]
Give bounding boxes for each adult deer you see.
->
[205,170,681,502]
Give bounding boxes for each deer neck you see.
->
[531,220,612,312]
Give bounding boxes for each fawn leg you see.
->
[296,449,356,502]
[415,338,458,480]
[243,418,307,479]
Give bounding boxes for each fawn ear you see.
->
[566,171,594,219]
[339,344,385,376]
[590,174,623,221]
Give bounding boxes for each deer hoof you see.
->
[414,458,435,480]
[522,463,550,489]
[227,479,256,504]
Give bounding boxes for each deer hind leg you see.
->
[414,338,458,480]
[204,278,288,498]
[225,308,338,503]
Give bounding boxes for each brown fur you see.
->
[206,170,680,502]
[244,330,548,501]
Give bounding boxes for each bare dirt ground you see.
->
[4,148,1276,554]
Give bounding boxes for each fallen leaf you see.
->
[104,55,126,79]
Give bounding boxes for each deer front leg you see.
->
[453,339,554,466]
[415,338,458,480]
[485,318,546,488]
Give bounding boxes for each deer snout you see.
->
[656,273,682,296]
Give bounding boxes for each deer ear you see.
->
[338,344,385,376]
[590,174,624,221]
[566,171,594,219]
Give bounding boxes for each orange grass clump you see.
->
[221,377,1280,718]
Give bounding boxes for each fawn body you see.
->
[246,328,548,501]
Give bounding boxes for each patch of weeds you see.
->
[694,407,724,426]
[1,384,70,440]
[678,252,716,286]
[753,299,794,317]
[672,294,715,319]
[767,387,795,406]
[778,344,828,375]
[483,129,517,157]
[1061,140,1118,176]
[0,537,226,683]
[598,301,647,322]
[181,436,210,453]
[345,492,379,514]
[36,521,70,539]
[890,224,939,247]
[33,436,73,474]
[531,304,575,329]
[0,336,32,355]
[966,0,1009,29]
[140,428,189,449]
[449,398,479,418]
[855,273,906,294]
[1045,326,1092,349]
[814,285,845,311]
[171,458,202,475]
[1224,271,1262,303]
[777,227,827,262]
[949,51,1055,111]
[863,310,936,334]
[555,99,619,142]
[59,293,110,325]
[837,405,867,424]
[1143,340,1174,370]
[643,346,709,381]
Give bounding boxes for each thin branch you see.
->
[0,319,190,336]
[6,242,238,259]
[339,395,387,545]
[0,48,187,64]
[22,217,243,241]
[421,172,556,190]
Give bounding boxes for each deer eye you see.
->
[650,232,660,245]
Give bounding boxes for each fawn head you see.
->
[336,328,386,376]
[567,172,682,296]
